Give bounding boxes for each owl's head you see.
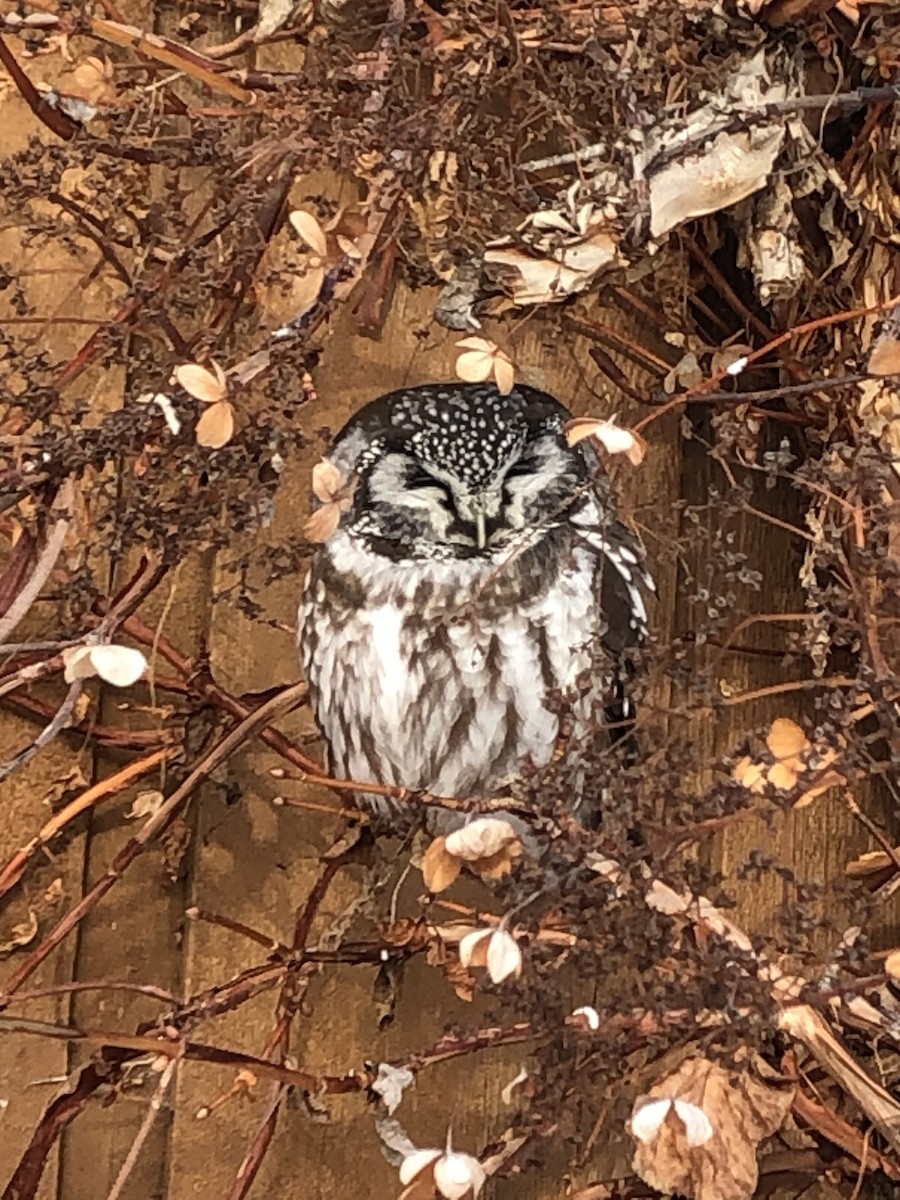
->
[322,382,601,561]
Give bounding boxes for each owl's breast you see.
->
[299,532,602,800]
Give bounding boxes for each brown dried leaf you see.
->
[471,846,520,880]
[733,717,844,807]
[305,460,358,543]
[174,361,228,404]
[196,400,235,449]
[492,352,515,395]
[311,459,347,504]
[631,1056,794,1200]
[288,209,328,257]
[421,836,462,893]
[566,417,647,466]
[868,332,900,377]
[0,909,39,957]
[303,505,344,543]
[444,817,520,862]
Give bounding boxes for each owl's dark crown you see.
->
[323,382,602,562]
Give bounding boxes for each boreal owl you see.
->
[298,382,651,816]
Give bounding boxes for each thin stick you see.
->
[0,680,84,784]
[635,294,900,433]
[0,483,72,646]
[104,1057,178,1200]
[0,747,175,899]
[0,682,308,1000]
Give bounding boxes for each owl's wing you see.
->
[573,517,652,654]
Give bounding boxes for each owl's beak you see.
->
[475,511,487,549]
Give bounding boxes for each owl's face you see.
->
[324,383,596,561]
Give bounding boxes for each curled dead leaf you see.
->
[630,1056,794,1200]
[195,400,235,449]
[455,337,516,395]
[566,417,647,466]
[304,458,358,543]
[733,717,844,807]
[868,331,900,377]
[422,836,462,893]
[288,209,328,257]
[173,361,228,404]
[0,909,39,957]
[63,644,148,687]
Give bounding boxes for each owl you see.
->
[298,382,651,817]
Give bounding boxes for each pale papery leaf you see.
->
[885,950,900,980]
[433,1151,486,1200]
[89,645,148,687]
[456,350,494,384]
[292,263,326,315]
[868,334,900,377]
[766,717,808,764]
[486,929,522,983]
[457,928,491,969]
[445,817,519,862]
[673,1099,714,1147]
[631,1098,672,1143]
[174,362,228,404]
[501,1066,529,1105]
[529,209,575,233]
[470,846,519,881]
[196,400,235,449]
[492,353,515,395]
[631,1057,794,1199]
[62,645,96,683]
[455,336,496,353]
[303,503,343,544]
[336,234,363,260]
[566,417,646,465]
[398,1149,441,1186]
[311,459,346,504]
[422,837,462,893]
[288,209,328,257]
[571,1005,600,1031]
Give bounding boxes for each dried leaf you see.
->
[565,417,647,466]
[196,400,235,449]
[305,459,357,544]
[288,209,328,257]
[89,645,148,687]
[434,1150,486,1199]
[733,717,844,807]
[303,505,344,543]
[492,352,515,395]
[456,348,494,384]
[444,817,519,862]
[174,361,228,404]
[458,927,491,970]
[0,909,39,956]
[399,1149,442,1185]
[311,459,347,504]
[62,644,147,687]
[869,333,900,377]
[486,929,522,983]
[126,790,165,820]
[630,1056,794,1200]
[371,1062,415,1115]
[422,836,462,892]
